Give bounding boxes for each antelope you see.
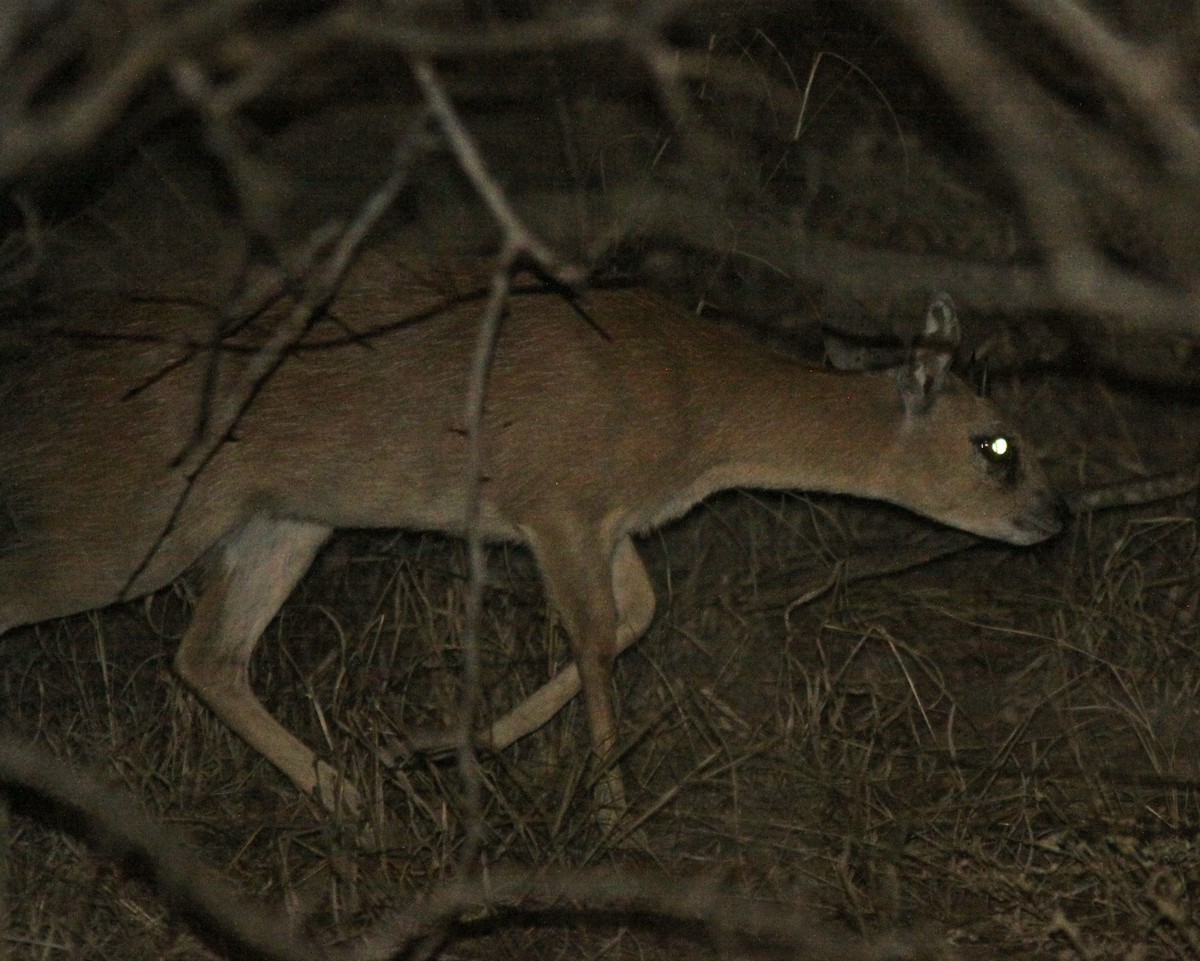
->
[0,253,1063,818]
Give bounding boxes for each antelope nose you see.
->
[1034,491,1068,538]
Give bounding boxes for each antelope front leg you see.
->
[484,537,656,751]
[529,528,642,827]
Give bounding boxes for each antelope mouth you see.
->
[1008,496,1068,544]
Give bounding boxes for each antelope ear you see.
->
[896,291,960,417]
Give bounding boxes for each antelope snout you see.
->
[1010,490,1067,545]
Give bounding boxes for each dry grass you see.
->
[2,373,1199,959]
[4,4,1200,957]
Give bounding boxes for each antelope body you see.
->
[0,254,1063,814]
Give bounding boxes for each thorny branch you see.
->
[0,733,940,961]
[452,250,514,874]
[410,56,586,876]
[4,0,1200,951]
[1009,0,1200,170]
[3,1,1199,337]
[0,735,326,961]
[411,59,580,286]
[880,0,1200,327]
[119,107,430,597]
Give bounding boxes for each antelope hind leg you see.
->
[173,516,360,813]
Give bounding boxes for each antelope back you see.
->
[0,258,1060,637]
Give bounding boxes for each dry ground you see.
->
[4,7,1200,957]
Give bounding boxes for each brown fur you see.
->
[0,255,1063,814]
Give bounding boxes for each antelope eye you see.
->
[974,433,1020,482]
[980,435,1009,462]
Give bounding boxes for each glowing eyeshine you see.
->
[974,433,1016,470]
[974,434,1021,484]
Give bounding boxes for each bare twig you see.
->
[122,113,428,597]
[881,0,1200,329]
[884,0,1097,285]
[0,734,941,961]
[330,6,624,59]
[0,0,261,178]
[1068,469,1200,514]
[408,52,592,874]
[410,57,581,286]
[0,734,327,961]
[350,863,936,961]
[455,248,519,871]
[1008,0,1200,171]
[581,181,1200,333]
